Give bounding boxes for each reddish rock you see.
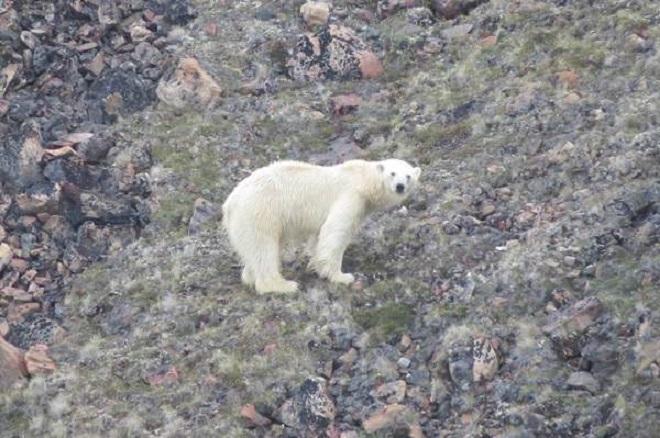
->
[146,366,180,386]
[0,336,28,389]
[363,403,408,433]
[262,343,277,355]
[156,57,222,109]
[204,21,218,37]
[330,93,362,116]
[240,403,272,428]
[9,257,30,274]
[556,70,578,89]
[480,34,497,47]
[358,51,384,79]
[25,344,56,376]
[7,302,41,323]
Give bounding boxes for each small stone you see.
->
[441,23,473,40]
[557,70,578,89]
[146,365,179,386]
[300,1,330,27]
[9,258,30,274]
[204,22,218,37]
[371,380,407,403]
[330,93,362,116]
[398,334,412,352]
[566,371,600,394]
[0,226,5,241]
[397,357,411,368]
[480,34,497,47]
[0,320,8,337]
[85,52,105,76]
[24,344,56,376]
[480,203,496,217]
[240,403,272,428]
[130,24,153,43]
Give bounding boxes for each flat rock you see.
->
[566,371,600,394]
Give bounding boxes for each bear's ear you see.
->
[413,167,421,179]
[376,163,384,173]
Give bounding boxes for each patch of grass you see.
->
[353,302,414,341]
[412,119,472,151]
[151,192,197,235]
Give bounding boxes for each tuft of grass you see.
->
[353,302,414,341]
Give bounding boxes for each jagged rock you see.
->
[277,377,336,432]
[156,57,222,110]
[15,182,61,215]
[472,337,500,382]
[240,404,272,428]
[24,344,56,376]
[542,297,605,359]
[287,24,383,81]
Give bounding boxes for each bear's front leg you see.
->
[311,195,364,285]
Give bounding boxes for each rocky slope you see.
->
[1,0,659,436]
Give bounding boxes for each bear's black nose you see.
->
[396,183,405,193]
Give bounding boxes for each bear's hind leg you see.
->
[251,237,298,294]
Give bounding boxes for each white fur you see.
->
[222,159,421,294]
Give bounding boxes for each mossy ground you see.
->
[2,0,660,435]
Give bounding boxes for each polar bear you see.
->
[222,159,421,294]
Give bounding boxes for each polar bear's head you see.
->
[376,159,421,199]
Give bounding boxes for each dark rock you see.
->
[86,69,156,124]
[430,0,489,20]
[146,0,197,25]
[448,342,472,390]
[542,296,605,359]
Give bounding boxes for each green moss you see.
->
[412,119,472,150]
[353,302,414,340]
[151,192,197,234]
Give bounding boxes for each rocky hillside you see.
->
[1,0,659,436]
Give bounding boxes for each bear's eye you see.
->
[391,172,396,177]
[406,175,411,180]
